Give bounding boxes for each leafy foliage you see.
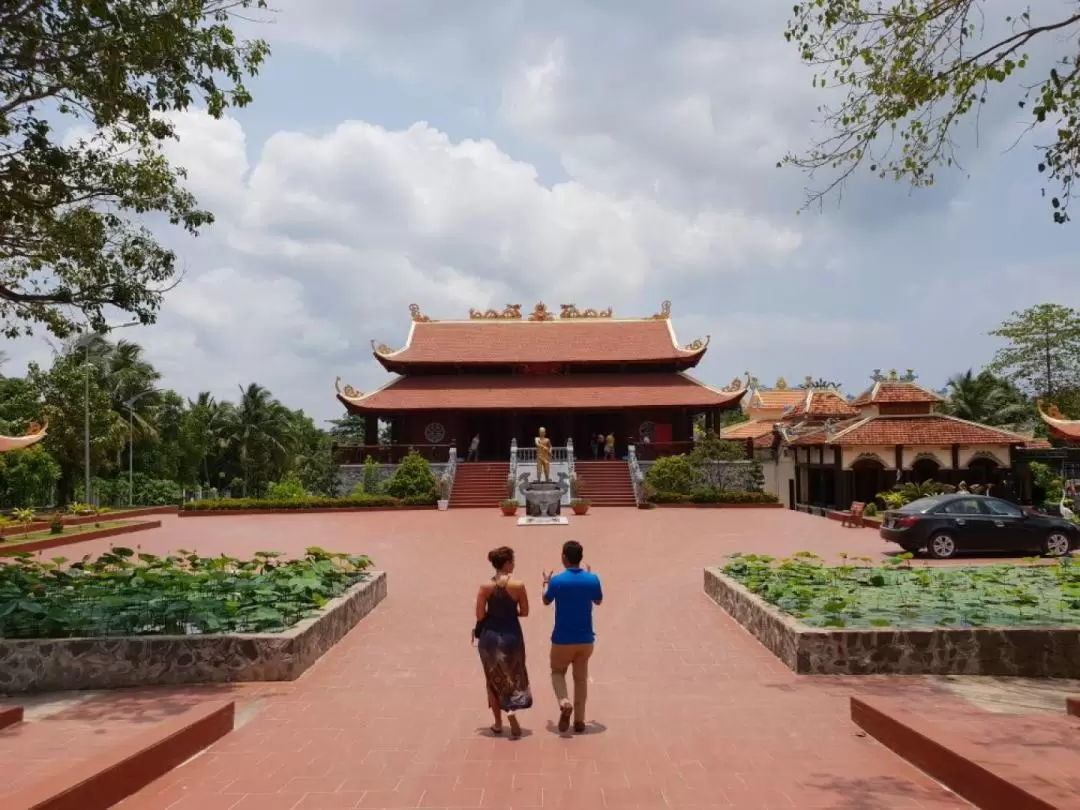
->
[724,552,1080,627]
[268,471,307,501]
[0,0,270,338]
[183,494,432,511]
[647,489,779,505]
[782,1,1080,222]
[988,304,1080,397]
[944,368,1033,428]
[0,547,371,639]
[1030,461,1065,506]
[385,449,437,500]
[876,480,956,509]
[644,455,700,495]
[0,445,60,507]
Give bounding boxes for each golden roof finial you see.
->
[370,340,394,355]
[334,376,362,399]
[651,300,672,319]
[888,369,899,381]
[775,376,788,390]
[409,303,431,322]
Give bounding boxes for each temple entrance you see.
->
[911,457,941,484]
[852,458,886,504]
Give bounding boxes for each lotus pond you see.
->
[723,552,1080,628]
[0,546,372,639]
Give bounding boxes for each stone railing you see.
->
[444,447,458,503]
[566,438,576,478]
[509,439,519,500]
[333,443,455,464]
[627,444,645,505]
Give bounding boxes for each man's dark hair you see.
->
[488,546,514,570]
[562,540,583,566]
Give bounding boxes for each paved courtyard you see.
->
[74,509,967,808]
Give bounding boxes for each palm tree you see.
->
[220,383,293,496]
[945,369,1033,429]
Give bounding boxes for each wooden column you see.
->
[834,450,846,508]
[895,446,904,483]
[363,416,378,447]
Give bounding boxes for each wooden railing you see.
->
[333,443,456,464]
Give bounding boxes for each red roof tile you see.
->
[830,415,1023,446]
[1023,438,1054,449]
[375,319,705,368]
[338,373,744,412]
[720,420,777,441]
[749,390,805,411]
[783,390,859,421]
[852,381,943,406]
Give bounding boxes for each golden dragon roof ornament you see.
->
[468,304,522,319]
[334,376,362,399]
[559,304,614,319]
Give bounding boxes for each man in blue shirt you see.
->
[542,540,603,733]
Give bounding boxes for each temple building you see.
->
[334,301,746,467]
[781,370,1032,509]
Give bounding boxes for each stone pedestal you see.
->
[518,480,570,527]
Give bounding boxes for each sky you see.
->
[5,0,1080,423]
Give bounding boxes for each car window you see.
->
[982,498,1024,518]
[940,498,984,515]
[902,496,948,513]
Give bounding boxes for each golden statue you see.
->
[535,427,552,482]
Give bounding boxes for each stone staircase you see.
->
[573,461,637,507]
[449,462,510,509]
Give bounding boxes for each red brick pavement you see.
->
[79,509,970,808]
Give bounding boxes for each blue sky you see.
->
[6,0,1078,422]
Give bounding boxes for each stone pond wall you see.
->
[704,568,1080,677]
[0,572,387,694]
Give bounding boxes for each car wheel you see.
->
[928,532,957,560]
[1043,532,1072,557]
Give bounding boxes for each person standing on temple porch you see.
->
[595,434,605,460]
[604,433,615,460]
[467,434,480,462]
[590,433,600,460]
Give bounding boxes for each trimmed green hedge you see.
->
[650,488,779,505]
[183,494,434,512]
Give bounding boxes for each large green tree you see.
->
[0,0,269,338]
[782,1,1080,222]
[988,304,1080,397]
[944,368,1033,428]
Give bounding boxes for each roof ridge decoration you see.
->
[334,376,362,399]
[684,335,710,352]
[528,302,555,321]
[650,300,672,319]
[775,376,788,389]
[409,303,432,322]
[469,304,522,320]
[560,304,613,319]
[370,340,396,356]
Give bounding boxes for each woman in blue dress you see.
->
[474,546,533,737]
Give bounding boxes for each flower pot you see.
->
[500,505,518,516]
[437,499,449,511]
[572,504,589,515]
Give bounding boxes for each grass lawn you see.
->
[0,521,136,546]
[723,552,1080,628]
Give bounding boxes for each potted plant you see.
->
[499,499,518,516]
[570,498,590,516]
[435,474,450,511]
[49,512,65,535]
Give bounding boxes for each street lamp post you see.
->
[82,340,91,504]
[125,389,158,506]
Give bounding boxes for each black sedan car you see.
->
[879,493,1079,559]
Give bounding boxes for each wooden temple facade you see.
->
[333,301,746,463]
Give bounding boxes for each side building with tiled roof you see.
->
[780,369,1034,510]
[334,301,745,467]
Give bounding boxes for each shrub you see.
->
[863,502,879,517]
[268,471,307,500]
[361,456,383,495]
[49,512,64,534]
[183,494,419,512]
[385,450,437,500]
[644,455,700,495]
[570,498,591,507]
[688,488,778,504]
[500,499,518,509]
[434,474,450,500]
